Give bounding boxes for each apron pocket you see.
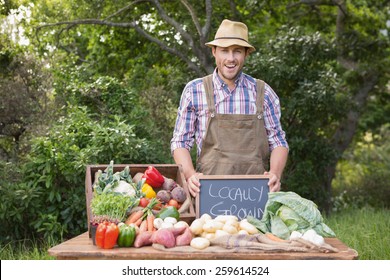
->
[218,119,256,152]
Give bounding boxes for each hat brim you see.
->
[205,39,256,53]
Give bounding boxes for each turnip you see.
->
[153,218,164,229]
[132,172,144,184]
[164,217,177,224]
[161,177,177,191]
[171,186,187,203]
[156,190,171,203]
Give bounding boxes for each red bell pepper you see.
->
[95,221,119,249]
[142,166,164,188]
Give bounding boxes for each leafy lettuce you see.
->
[248,191,336,239]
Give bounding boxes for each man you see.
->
[170,19,289,197]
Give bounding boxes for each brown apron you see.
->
[196,74,270,175]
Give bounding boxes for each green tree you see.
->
[1,5,52,162]
[255,1,390,211]
[12,1,389,211]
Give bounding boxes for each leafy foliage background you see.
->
[0,0,389,243]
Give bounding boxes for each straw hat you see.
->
[205,19,256,53]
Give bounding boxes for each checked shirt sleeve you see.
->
[170,84,197,154]
[263,84,289,151]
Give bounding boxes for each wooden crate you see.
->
[85,164,195,234]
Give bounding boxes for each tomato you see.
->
[139,197,149,208]
[167,199,179,209]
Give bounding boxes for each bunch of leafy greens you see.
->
[248,192,336,240]
[90,192,138,222]
[93,160,138,196]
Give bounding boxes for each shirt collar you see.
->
[212,68,244,91]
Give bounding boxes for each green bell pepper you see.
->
[117,224,136,247]
[156,206,180,220]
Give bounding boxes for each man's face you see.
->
[212,45,249,84]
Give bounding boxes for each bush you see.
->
[0,105,160,242]
[1,69,182,242]
[332,124,390,211]
[0,162,42,243]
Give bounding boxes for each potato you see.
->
[239,220,259,234]
[190,219,205,235]
[214,215,238,223]
[174,221,189,228]
[222,224,238,234]
[215,229,229,238]
[190,237,210,250]
[200,213,212,222]
[238,229,249,235]
[202,220,224,233]
[224,219,239,228]
[201,232,215,241]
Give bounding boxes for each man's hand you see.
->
[264,171,281,192]
[266,146,288,192]
[187,172,203,197]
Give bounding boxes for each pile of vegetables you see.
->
[188,214,260,250]
[90,164,337,251]
[133,166,189,211]
[90,161,192,249]
[95,203,193,249]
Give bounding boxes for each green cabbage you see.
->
[247,191,336,240]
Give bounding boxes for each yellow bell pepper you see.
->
[141,183,156,199]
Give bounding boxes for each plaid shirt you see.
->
[171,70,288,157]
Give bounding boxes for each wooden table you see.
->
[48,232,358,260]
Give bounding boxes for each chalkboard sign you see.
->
[196,175,270,220]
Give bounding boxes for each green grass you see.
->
[0,239,55,260]
[1,207,389,260]
[325,207,390,260]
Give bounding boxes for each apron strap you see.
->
[202,74,216,117]
[255,79,265,119]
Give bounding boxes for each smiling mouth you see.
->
[225,64,236,69]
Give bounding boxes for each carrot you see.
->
[134,218,143,227]
[147,214,155,232]
[125,210,144,225]
[139,219,148,233]
[265,232,288,243]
